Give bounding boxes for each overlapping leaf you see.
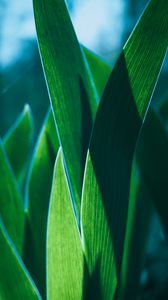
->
[119,162,152,299]
[47,149,83,300]
[33,0,97,217]
[83,47,111,99]
[81,0,168,298]
[84,47,151,299]
[24,110,59,297]
[0,219,41,300]
[0,140,24,254]
[136,108,168,233]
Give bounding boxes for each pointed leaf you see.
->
[82,0,168,298]
[0,140,24,254]
[0,219,41,300]
[33,0,97,217]
[84,47,152,300]
[3,104,34,183]
[47,148,83,300]
[24,109,59,298]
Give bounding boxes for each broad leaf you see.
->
[47,148,83,300]
[81,0,168,298]
[0,219,41,300]
[84,47,152,300]
[24,110,59,298]
[33,0,97,217]
[3,104,34,184]
[0,140,24,254]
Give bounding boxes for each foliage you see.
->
[0,0,168,299]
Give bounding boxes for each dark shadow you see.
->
[83,256,102,300]
[23,132,57,300]
[89,51,142,280]
[22,216,45,296]
[136,108,168,234]
[78,75,93,187]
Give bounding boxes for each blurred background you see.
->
[0,1,168,299]
[1,0,168,137]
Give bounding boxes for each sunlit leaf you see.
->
[84,46,152,300]
[24,109,59,297]
[33,0,97,217]
[81,0,168,298]
[47,148,83,300]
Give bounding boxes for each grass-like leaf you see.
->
[3,104,34,184]
[0,219,41,300]
[136,108,168,233]
[83,47,111,99]
[47,148,83,300]
[0,140,25,255]
[119,162,152,299]
[159,95,168,128]
[84,46,152,300]
[33,0,97,218]
[81,0,168,298]
[24,110,59,298]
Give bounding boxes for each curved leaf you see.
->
[33,0,97,217]
[81,0,168,298]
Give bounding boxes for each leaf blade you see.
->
[81,0,168,298]
[3,104,34,183]
[0,219,41,300]
[0,140,25,255]
[33,0,97,217]
[47,148,84,300]
[24,109,59,297]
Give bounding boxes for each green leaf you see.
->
[33,0,97,217]
[81,0,168,298]
[136,108,168,233]
[119,162,152,300]
[0,219,41,300]
[83,47,111,99]
[158,95,168,128]
[83,47,152,300]
[0,140,25,255]
[24,109,59,298]
[3,104,34,184]
[120,106,168,298]
[47,148,83,300]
